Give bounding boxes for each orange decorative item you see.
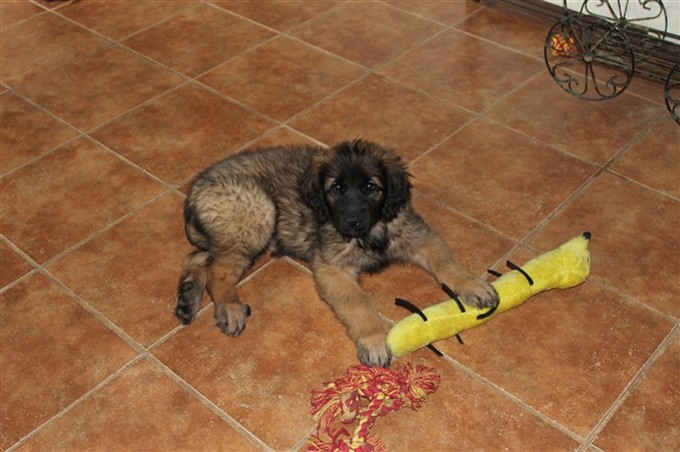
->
[550,33,577,56]
[308,364,441,451]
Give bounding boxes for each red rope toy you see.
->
[308,364,441,451]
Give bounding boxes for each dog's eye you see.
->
[327,183,344,196]
[363,182,381,195]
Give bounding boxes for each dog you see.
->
[175,139,498,367]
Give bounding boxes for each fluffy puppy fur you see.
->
[175,140,498,367]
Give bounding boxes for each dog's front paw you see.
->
[356,333,393,367]
[457,277,499,308]
[215,303,251,336]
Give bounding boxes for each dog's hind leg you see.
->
[195,181,276,336]
[175,250,209,325]
[206,250,254,336]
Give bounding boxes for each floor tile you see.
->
[289,74,473,160]
[384,0,482,25]
[488,75,666,164]
[19,359,258,451]
[292,1,442,68]
[1,92,78,174]
[194,127,318,201]
[370,355,580,450]
[0,274,137,450]
[47,194,188,347]
[380,29,544,112]
[2,1,677,449]
[247,126,321,149]
[0,138,163,263]
[594,335,680,450]
[611,115,680,198]
[0,240,34,289]
[59,0,196,41]
[200,37,366,121]
[153,260,357,450]
[16,45,184,131]
[532,173,680,318]
[91,83,275,186]
[123,4,274,77]
[627,75,670,105]
[455,5,550,56]
[441,273,674,437]
[409,118,597,239]
[33,0,68,10]
[411,192,517,275]
[0,12,110,86]
[213,0,340,31]
[0,0,45,28]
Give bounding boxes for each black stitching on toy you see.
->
[394,298,428,322]
[476,303,499,320]
[506,260,534,285]
[427,344,443,357]
[441,283,465,313]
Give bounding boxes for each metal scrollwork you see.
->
[545,15,635,100]
[665,62,680,124]
[579,0,668,61]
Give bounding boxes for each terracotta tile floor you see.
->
[1,1,678,450]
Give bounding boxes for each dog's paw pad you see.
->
[357,335,393,368]
[460,278,499,308]
[215,303,251,336]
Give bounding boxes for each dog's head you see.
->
[302,140,411,239]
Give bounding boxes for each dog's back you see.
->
[183,145,323,259]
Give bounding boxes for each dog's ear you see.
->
[300,154,330,222]
[382,151,412,221]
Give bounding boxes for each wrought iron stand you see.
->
[483,0,680,124]
[544,0,679,124]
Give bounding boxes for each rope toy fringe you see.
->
[307,363,441,451]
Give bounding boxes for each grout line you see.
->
[0,235,40,295]
[35,190,174,270]
[291,426,318,452]
[515,167,604,248]
[4,355,145,452]
[4,2,677,451]
[400,63,549,169]
[586,277,680,325]
[144,353,275,451]
[114,2,203,42]
[86,135,185,195]
[481,114,608,170]
[149,255,282,349]
[436,354,587,445]
[411,188,523,246]
[0,95,85,180]
[38,267,147,354]
[606,167,680,202]
[578,325,680,451]
[599,108,667,173]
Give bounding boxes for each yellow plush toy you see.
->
[386,232,591,358]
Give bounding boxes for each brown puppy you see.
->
[175,140,498,367]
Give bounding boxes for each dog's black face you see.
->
[302,140,412,239]
[324,166,385,238]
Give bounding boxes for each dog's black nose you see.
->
[345,220,362,230]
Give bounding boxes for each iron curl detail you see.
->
[665,62,680,124]
[544,15,635,100]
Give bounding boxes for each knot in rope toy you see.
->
[308,364,441,451]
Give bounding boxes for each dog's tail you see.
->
[175,250,209,325]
